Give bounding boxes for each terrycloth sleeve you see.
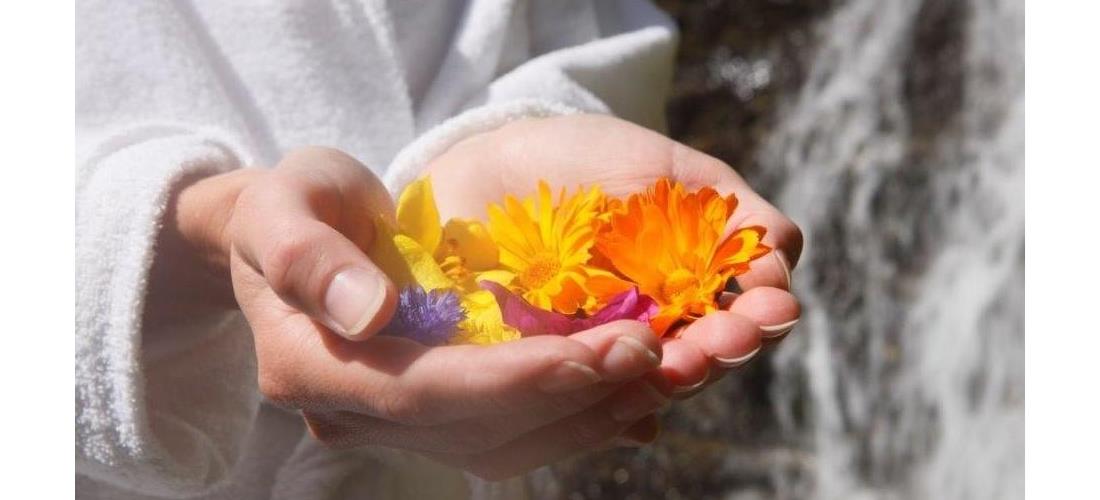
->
[383,0,677,193]
[76,1,263,496]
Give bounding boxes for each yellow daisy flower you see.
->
[487,181,607,314]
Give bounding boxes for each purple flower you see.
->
[481,281,659,336]
[381,286,465,346]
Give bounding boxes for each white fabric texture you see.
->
[76,0,676,498]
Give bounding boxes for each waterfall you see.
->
[762,0,1023,497]
[547,0,1022,498]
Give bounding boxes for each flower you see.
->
[448,289,521,345]
[487,181,606,314]
[380,286,466,346]
[595,179,771,336]
[368,177,517,345]
[481,281,658,336]
[390,177,511,293]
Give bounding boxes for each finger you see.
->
[303,322,663,453]
[658,337,710,394]
[231,152,398,339]
[252,310,624,425]
[567,320,662,382]
[435,380,669,481]
[388,334,627,424]
[727,287,801,340]
[667,289,800,400]
[668,143,803,290]
[661,313,758,397]
[721,192,800,291]
[233,213,397,340]
[302,379,622,453]
[677,311,762,369]
[730,215,800,292]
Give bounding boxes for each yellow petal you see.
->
[453,290,521,345]
[393,234,453,291]
[474,269,515,286]
[396,178,442,254]
[440,218,499,271]
[368,219,417,289]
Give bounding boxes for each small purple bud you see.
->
[381,286,465,346]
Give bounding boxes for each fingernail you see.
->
[672,374,709,395]
[760,318,799,338]
[611,383,669,423]
[774,249,792,289]
[538,361,602,394]
[604,337,661,375]
[714,346,761,368]
[324,267,386,337]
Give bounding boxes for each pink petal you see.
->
[480,281,659,336]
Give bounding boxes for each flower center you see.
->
[519,252,562,290]
[661,268,701,304]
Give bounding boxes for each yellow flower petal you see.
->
[368,219,417,289]
[594,178,771,336]
[439,218,499,271]
[396,178,442,254]
[393,234,454,291]
[452,290,521,345]
[486,183,606,314]
[475,269,515,286]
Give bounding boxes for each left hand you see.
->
[426,113,803,419]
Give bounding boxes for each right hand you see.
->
[171,146,669,480]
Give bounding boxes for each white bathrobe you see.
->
[75,1,675,498]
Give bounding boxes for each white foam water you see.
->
[760,0,1023,498]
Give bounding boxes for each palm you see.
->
[428,115,687,219]
[426,114,803,393]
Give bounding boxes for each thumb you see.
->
[230,165,398,340]
[238,215,397,340]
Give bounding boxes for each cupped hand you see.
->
[426,114,804,400]
[172,146,669,480]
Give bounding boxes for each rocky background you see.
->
[541,0,1024,498]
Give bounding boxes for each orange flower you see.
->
[595,179,770,336]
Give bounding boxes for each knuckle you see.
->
[279,146,365,179]
[254,342,290,402]
[303,414,352,449]
[257,369,299,408]
[261,232,317,296]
